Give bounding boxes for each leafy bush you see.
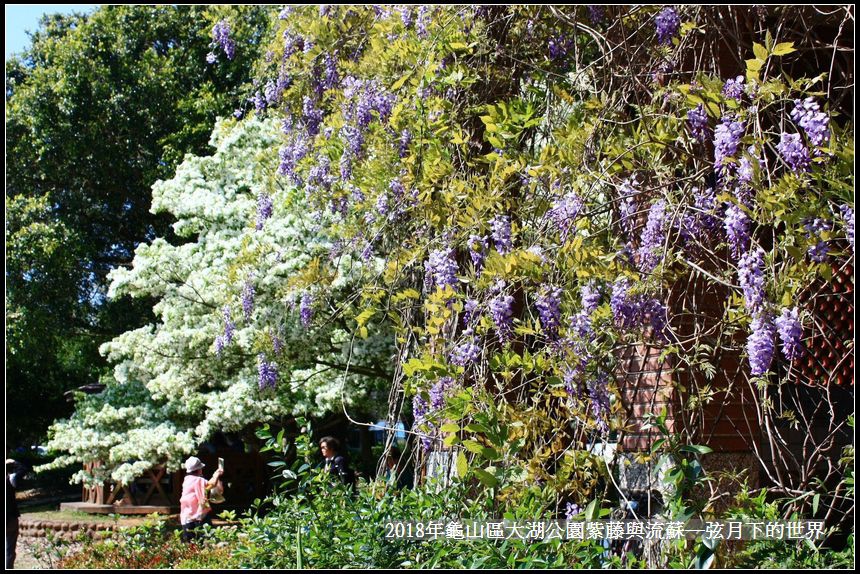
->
[58,521,231,569]
[224,420,642,569]
[719,487,855,569]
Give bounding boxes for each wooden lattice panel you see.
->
[791,262,854,386]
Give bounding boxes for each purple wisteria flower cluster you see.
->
[299,291,314,328]
[535,285,562,339]
[412,395,433,452]
[425,247,459,291]
[736,247,776,375]
[747,313,775,376]
[490,282,515,342]
[775,307,803,361]
[562,349,588,399]
[737,154,755,188]
[335,76,397,178]
[490,215,512,254]
[463,298,480,326]
[398,129,412,158]
[687,104,709,143]
[587,5,605,25]
[722,76,745,101]
[398,6,413,28]
[342,77,396,132]
[415,6,430,39]
[258,354,278,390]
[643,298,668,341]
[468,234,488,272]
[637,199,668,273]
[776,133,811,173]
[724,203,750,260]
[679,186,720,255]
[737,247,766,314]
[571,282,601,340]
[242,279,255,320]
[581,281,602,314]
[611,277,636,330]
[713,117,745,175]
[214,305,236,356]
[840,205,854,255]
[282,30,305,59]
[373,192,389,223]
[548,35,575,61]
[207,19,236,64]
[548,192,583,242]
[565,502,583,521]
[804,217,831,263]
[807,241,829,263]
[790,97,830,149]
[256,193,273,230]
[450,338,481,367]
[320,52,340,93]
[609,277,668,340]
[654,7,680,46]
[588,371,611,432]
[278,131,311,184]
[302,96,324,137]
[429,376,457,410]
[735,148,760,205]
[271,330,283,355]
[804,218,831,236]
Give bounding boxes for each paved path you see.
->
[12,537,79,570]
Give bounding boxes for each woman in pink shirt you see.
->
[179,456,223,542]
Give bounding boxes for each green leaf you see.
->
[487,134,503,149]
[746,58,764,73]
[680,445,714,455]
[473,468,498,487]
[772,42,796,56]
[456,451,468,478]
[390,71,413,91]
[463,439,484,456]
[584,499,599,521]
[753,42,769,61]
[440,423,460,433]
[786,245,805,261]
[465,423,489,434]
[392,288,420,302]
[481,446,501,461]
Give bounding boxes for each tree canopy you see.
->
[42,117,394,484]
[6,5,273,446]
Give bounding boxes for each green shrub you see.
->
[58,521,230,569]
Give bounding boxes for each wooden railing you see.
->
[82,451,267,509]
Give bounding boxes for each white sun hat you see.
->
[184,456,205,473]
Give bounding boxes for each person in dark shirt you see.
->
[319,437,355,487]
[6,459,22,569]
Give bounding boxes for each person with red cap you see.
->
[179,456,223,542]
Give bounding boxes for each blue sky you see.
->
[6,4,99,60]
